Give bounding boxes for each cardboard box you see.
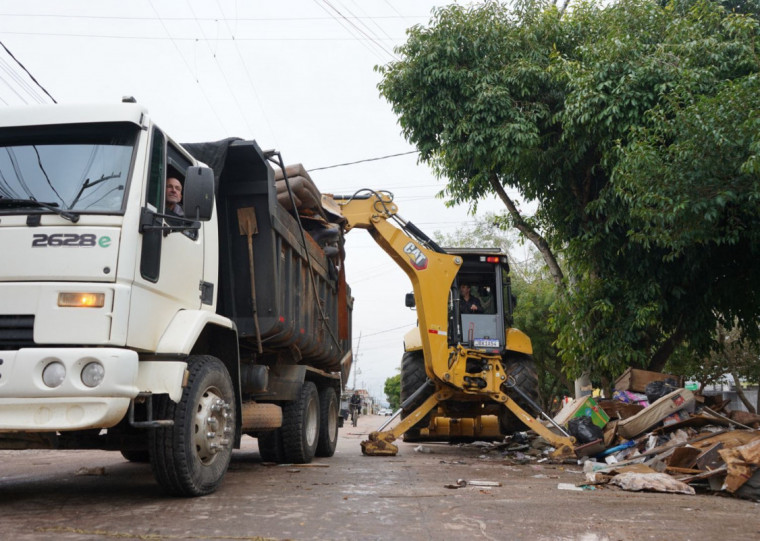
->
[553,396,610,429]
[613,367,683,393]
[617,389,695,439]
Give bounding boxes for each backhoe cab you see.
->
[332,190,575,458]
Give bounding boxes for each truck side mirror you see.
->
[405,293,415,308]
[183,166,214,221]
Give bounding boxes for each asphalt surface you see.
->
[0,414,758,541]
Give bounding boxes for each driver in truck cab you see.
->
[165,177,184,217]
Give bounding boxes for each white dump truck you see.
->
[0,100,353,496]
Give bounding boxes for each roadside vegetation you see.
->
[379,0,760,402]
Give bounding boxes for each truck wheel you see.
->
[281,381,320,463]
[315,386,339,457]
[257,429,285,463]
[400,350,432,442]
[149,355,236,497]
[499,354,539,435]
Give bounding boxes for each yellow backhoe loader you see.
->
[332,190,576,458]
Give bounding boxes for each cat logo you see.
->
[403,242,428,270]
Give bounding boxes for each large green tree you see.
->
[378,0,760,382]
[384,373,401,410]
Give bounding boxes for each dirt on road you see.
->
[0,414,758,541]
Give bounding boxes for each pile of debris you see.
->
[554,368,760,499]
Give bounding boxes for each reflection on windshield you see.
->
[0,125,136,213]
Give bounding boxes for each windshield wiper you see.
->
[0,197,80,223]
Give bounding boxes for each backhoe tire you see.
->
[315,386,339,457]
[257,429,286,463]
[149,355,236,497]
[400,350,432,442]
[281,381,320,464]
[499,354,540,435]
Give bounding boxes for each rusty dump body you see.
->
[183,139,352,374]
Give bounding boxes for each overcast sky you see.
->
[0,0,511,403]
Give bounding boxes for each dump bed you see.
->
[183,139,352,372]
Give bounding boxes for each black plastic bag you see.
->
[567,416,603,444]
[644,378,679,404]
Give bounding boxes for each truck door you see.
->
[129,127,205,351]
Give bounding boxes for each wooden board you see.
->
[614,368,683,393]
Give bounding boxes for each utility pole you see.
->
[352,331,362,390]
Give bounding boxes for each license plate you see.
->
[474,339,500,348]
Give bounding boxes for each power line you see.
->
[330,0,397,57]
[184,0,256,138]
[0,56,46,103]
[0,13,425,22]
[147,0,228,133]
[346,0,398,44]
[0,30,400,42]
[309,150,418,171]
[311,0,387,63]
[352,324,414,340]
[317,0,397,60]
[212,0,278,145]
[0,40,56,103]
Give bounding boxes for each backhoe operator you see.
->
[459,284,483,314]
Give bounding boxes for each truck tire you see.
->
[281,381,320,463]
[315,386,339,457]
[149,355,236,497]
[499,354,540,435]
[400,350,432,442]
[257,429,285,463]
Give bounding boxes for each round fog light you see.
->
[81,362,105,388]
[42,362,66,388]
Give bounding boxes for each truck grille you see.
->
[0,315,35,350]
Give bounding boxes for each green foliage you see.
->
[384,374,401,410]
[378,0,760,383]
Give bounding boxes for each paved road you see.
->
[1,414,758,541]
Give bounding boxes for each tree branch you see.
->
[647,325,686,373]
[489,174,565,286]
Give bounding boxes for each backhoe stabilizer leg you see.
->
[360,432,398,456]
[498,393,576,458]
[360,392,445,456]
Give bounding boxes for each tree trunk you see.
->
[647,326,686,373]
[489,175,565,287]
[600,375,611,401]
[731,372,757,413]
[544,363,572,397]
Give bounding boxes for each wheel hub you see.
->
[194,389,233,464]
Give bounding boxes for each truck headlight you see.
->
[58,292,105,308]
[42,361,66,388]
[81,362,105,388]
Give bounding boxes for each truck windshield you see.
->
[0,122,138,214]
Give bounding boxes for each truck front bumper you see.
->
[0,348,139,431]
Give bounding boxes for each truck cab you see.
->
[0,103,215,430]
[0,102,352,496]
